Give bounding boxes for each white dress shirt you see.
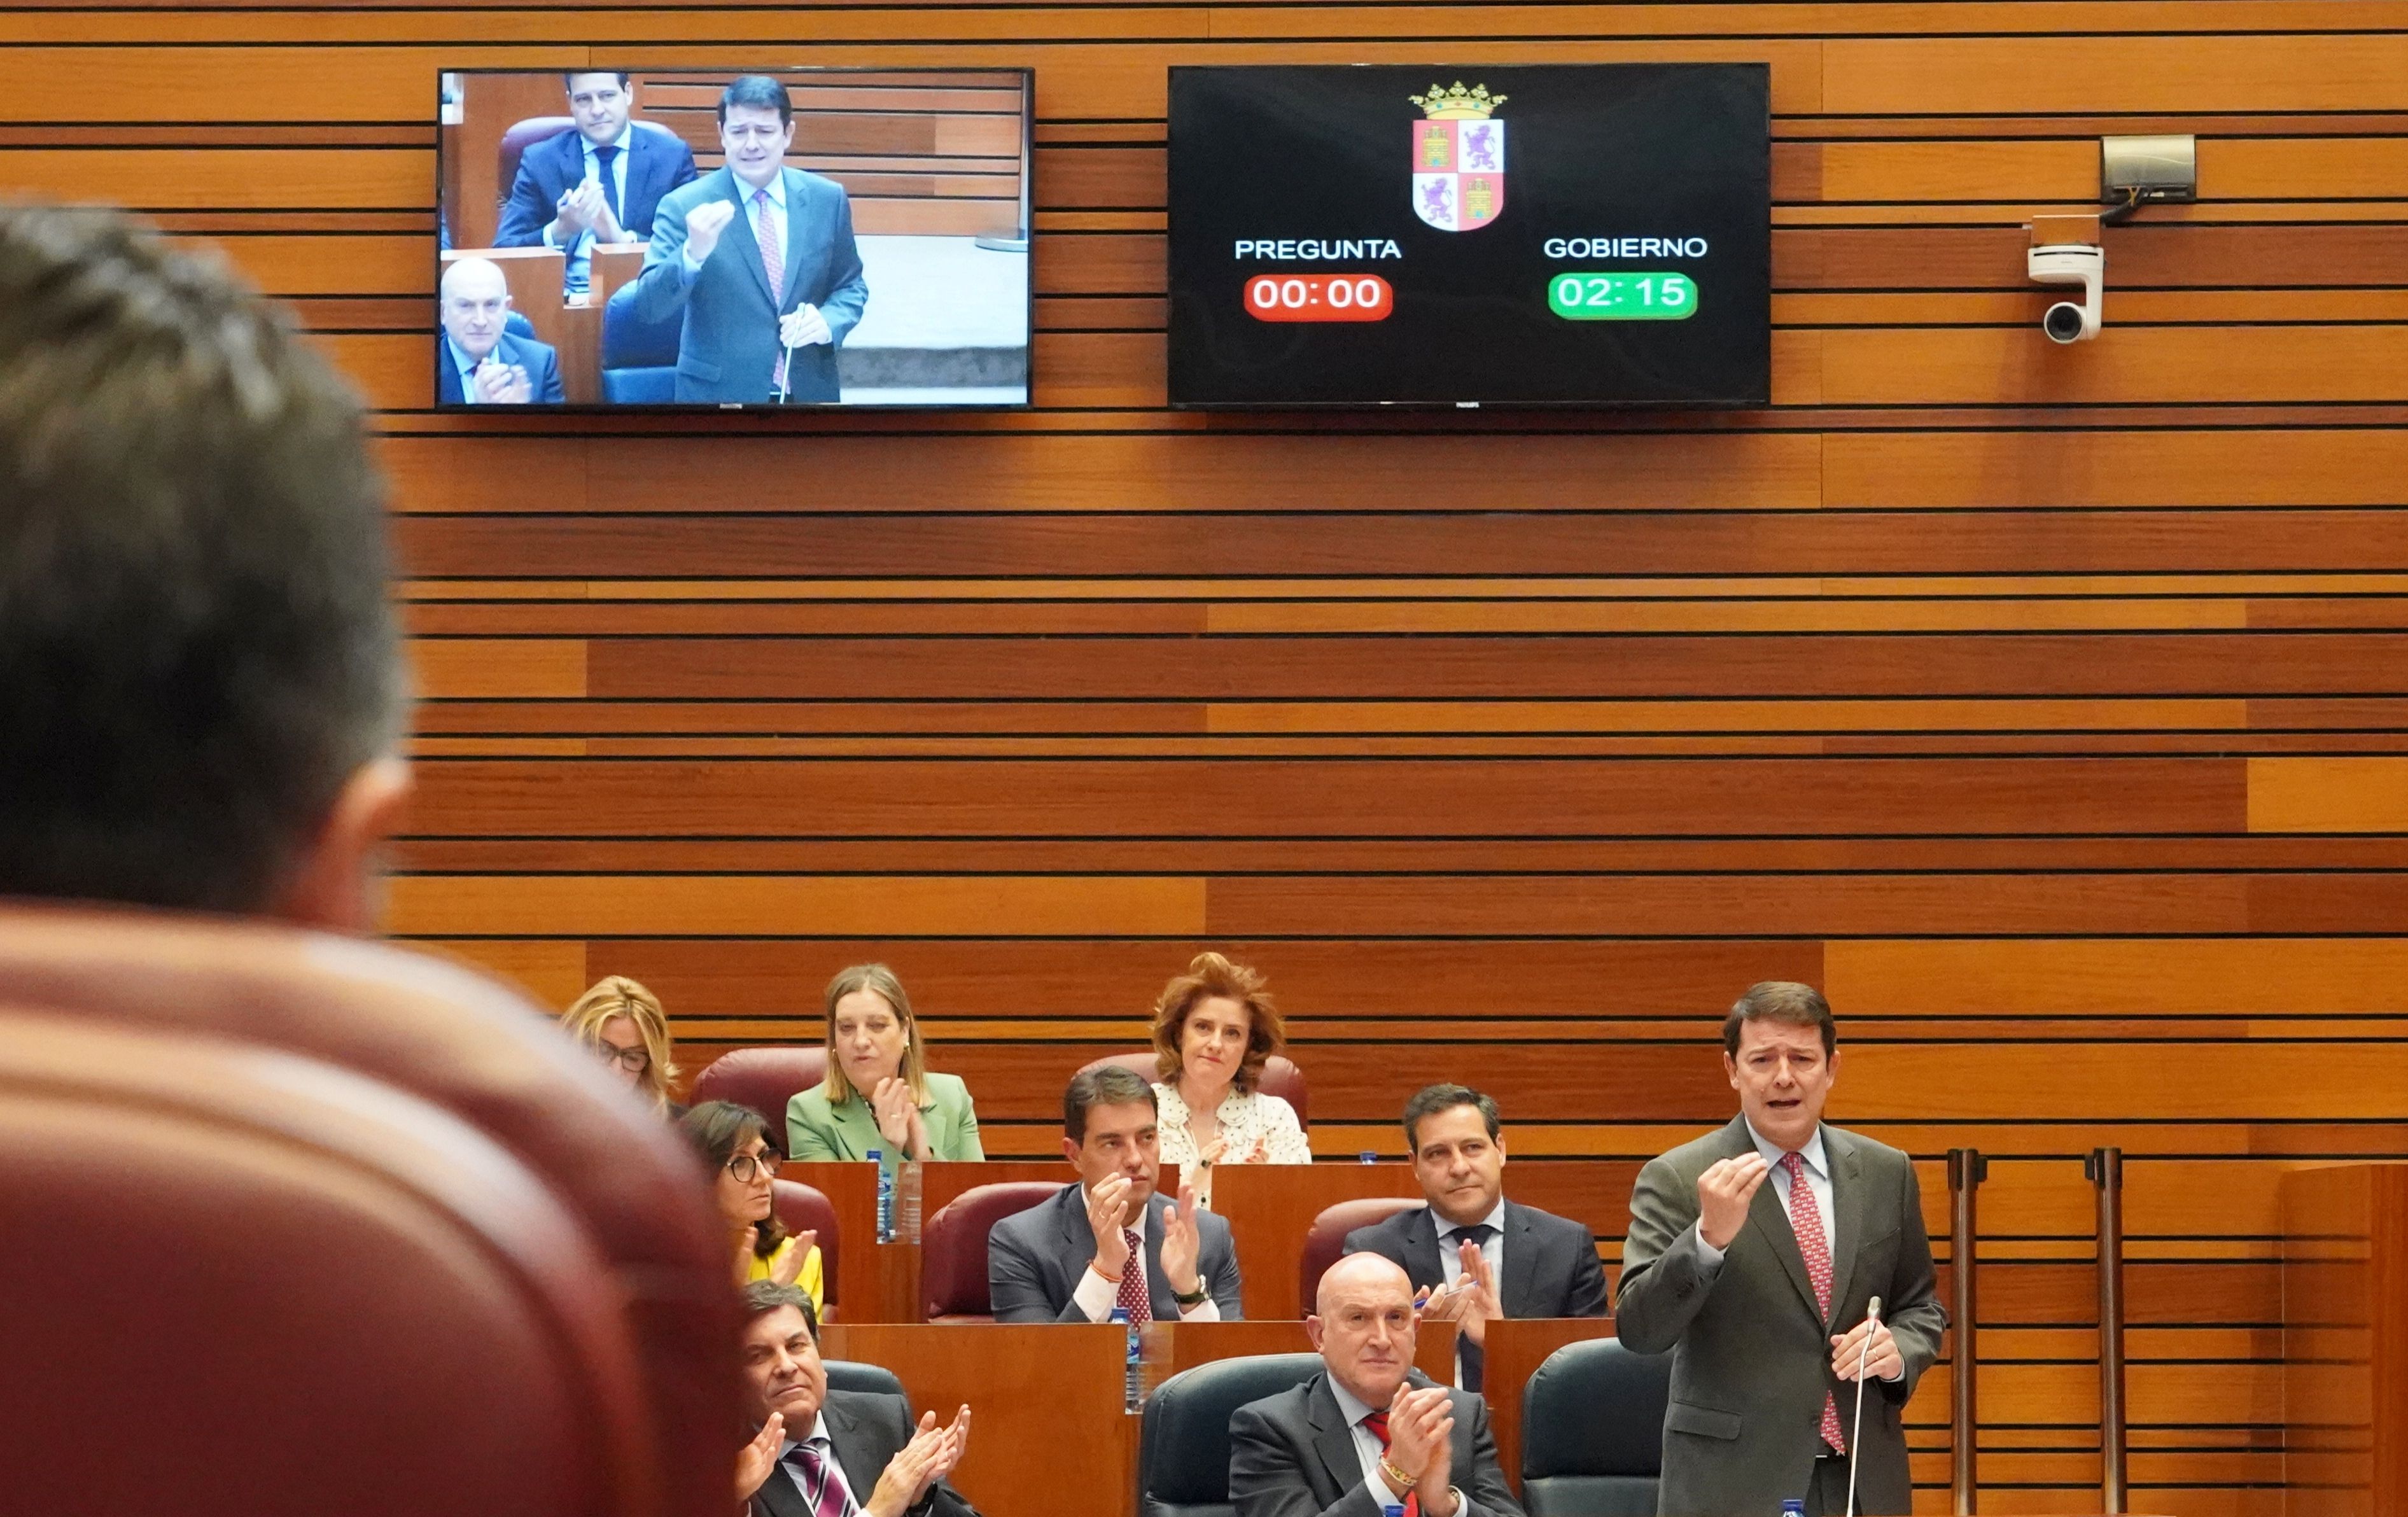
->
[444,336,489,404]
[1065,1193,1222,1324]
[774,1411,860,1513]
[542,128,633,288]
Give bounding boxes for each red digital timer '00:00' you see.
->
[1243,274,1394,322]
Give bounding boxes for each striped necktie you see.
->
[753,186,787,393]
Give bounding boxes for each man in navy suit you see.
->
[436,257,564,405]
[631,74,868,405]
[493,71,697,294]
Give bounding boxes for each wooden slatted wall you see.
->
[17,2,2408,1511]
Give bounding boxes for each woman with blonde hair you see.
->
[1151,952,1310,1203]
[785,963,983,1169]
[561,975,680,1115]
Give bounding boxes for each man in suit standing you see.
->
[1343,1084,1607,1392]
[1228,1253,1523,1517]
[988,1063,1244,1322]
[633,74,868,404]
[1616,982,1947,1516]
[734,1282,980,1517]
[493,71,698,295]
[435,256,563,405]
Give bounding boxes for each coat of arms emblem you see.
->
[1410,81,1507,232]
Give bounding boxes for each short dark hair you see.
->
[741,1280,819,1339]
[1064,1063,1156,1143]
[1723,981,1837,1058]
[563,71,631,92]
[718,74,793,128]
[676,1100,790,1259]
[0,203,401,912]
[1402,1083,1501,1153]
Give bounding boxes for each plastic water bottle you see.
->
[1358,1150,1379,1164]
[1110,1307,1142,1411]
[1780,1502,1806,1516]
[870,1149,894,1242]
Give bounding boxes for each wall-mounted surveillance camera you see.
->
[2027,213,2103,343]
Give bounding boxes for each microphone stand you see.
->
[1844,1296,1884,1517]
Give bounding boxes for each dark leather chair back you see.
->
[1075,1050,1310,1129]
[772,1178,841,1311]
[1298,1196,1420,1317]
[823,1360,910,1408]
[498,116,575,205]
[601,281,681,403]
[1138,1353,1324,1517]
[920,1180,1059,1321]
[1520,1338,1672,1517]
[0,902,735,1517]
[690,1047,829,1137]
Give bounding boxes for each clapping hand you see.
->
[553,178,624,243]
[770,1229,818,1289]
[1696,1151,1772,1250]
[1415,1239,1502,1344]
[685,199,738,262]
[1084,1173,1135,1278]
[871,1077,924,1159]
[780,303,833,348]
[1159,1178,1205,1302]
[1383,1381,1457,1516]
[472,357,532,404]
[865,1408,966,1517]
[734,1411,785,1501]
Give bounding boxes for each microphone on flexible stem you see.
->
[1844,1295,1883,1517]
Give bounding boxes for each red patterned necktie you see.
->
[1782,1150,1848,1454]
[781,1437,858,1517]
[1357,1411,1420,1517]
[752,186,787,392]
[1115,1226,1152,1323]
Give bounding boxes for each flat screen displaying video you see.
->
[435,67,1032,409]
[1167,64,1770,407]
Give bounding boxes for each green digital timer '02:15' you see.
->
[1548,271,1699,320]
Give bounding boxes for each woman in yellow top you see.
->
[786,963,984,1171]
[561,975,681,1115]
[677,1100,825,1310]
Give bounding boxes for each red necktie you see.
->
[1357,1411,1420,1517]
[1783,1150,1848,1454]
[752,186,786,392]
[1115,1226,1152,1323]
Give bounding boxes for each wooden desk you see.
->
[787,1162,916,1322]
[2282,1162,2408,1516]
[1478,1316,1619,1492]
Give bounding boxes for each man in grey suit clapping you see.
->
[1616,982,1947,1517]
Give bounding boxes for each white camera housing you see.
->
[2027,242,2103,343]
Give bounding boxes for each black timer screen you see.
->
[1166,63,1771,408]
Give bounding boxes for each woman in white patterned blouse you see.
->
[1149,951,1311,1205]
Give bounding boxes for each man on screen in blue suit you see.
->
[632,74,868,405]
[435,257,563,405]
[494,71,698,294]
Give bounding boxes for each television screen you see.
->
[1166,64,1770,408]
[434,67,1032,409]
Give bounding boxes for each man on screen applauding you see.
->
[493,71,697,294]
[1615,981,1947,1516]
[436,257,563,405]
[633,73,867,403]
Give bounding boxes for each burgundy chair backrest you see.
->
[691,1047,829,1139]
[1299,1197,1423,1318]
[0,902,736,1516]
[771,1178,841,1311]
[1076,1049,1310,1130]
[920,1181,1060,1322]
[498,116,576,206]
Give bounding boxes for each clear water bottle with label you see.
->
[1110,1307,1142,1411]
[869,1149,894,1242]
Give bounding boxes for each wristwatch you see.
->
[1171,1280,1211,1307]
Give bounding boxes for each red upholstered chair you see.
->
[498,115,576,204]
[920,1180,1060,1322]
[0,902,736,1516]
[773,1178,841,1314]
[1075,1049,1312,1129]
[1299,1197,1423,1318]
[690,1046,830,1137]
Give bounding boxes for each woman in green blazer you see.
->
[787,963,984,1168]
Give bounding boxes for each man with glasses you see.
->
[633,73,868,403]
[494,71,699,295]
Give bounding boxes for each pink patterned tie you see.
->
[752,187,786,393]
[1783,1150,1848,1454]
[1116,1227,1152,1323]
[781,1437,857,1517]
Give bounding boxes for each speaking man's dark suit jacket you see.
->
[1614,1116,1947,1516]
[632,164,868,403]
[1228,1369,1525,1517]
[435,331,564,405]
[749,1388,979,1517]
[1341,1199,1609,1319]
[493,122,698,249]
[986,1180,1243,1323]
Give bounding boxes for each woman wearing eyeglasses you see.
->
[562,975,682,1115]
[677,1100,825,1308]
